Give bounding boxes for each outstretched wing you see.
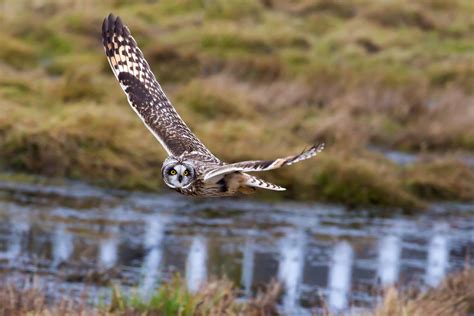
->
[203,143,325,181]
[102,14,218,160]
[245,175,286,191]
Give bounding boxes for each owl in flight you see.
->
[102,14,324,197]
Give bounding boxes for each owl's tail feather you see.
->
[243,175,286,192]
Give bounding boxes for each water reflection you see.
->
[425,225,449,287]
[328,241,353,311]
[99,226,119,269]
[186,236,207,293]
[140,214,169,296]
[369,147,418,166]
[52,224,73,266]
[377,235,401,286]
[0,218,29,261]
[382,150,418,166]
[241,236,255,298]
[278,229,305,312]
[0,182,472,312]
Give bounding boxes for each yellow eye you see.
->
[183,170,189,176]
[170,169,177,175]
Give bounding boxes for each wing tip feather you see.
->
[314,142,325,152]
[287,142,325,165]
[115,16,123,32]
[102,13,129,43]
[245,175,287,191]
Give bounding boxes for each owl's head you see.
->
[161,158,196,189]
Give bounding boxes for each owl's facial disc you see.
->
[162,162,195,189]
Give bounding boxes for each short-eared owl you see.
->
[102,14,324,197]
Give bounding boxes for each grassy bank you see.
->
[0,0,473,208]
[1,268,473,315]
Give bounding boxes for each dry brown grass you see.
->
[369,268,474,316]
[394,90,474,151]
[0,278,90,316]
[0,276,281,316]
[404,158,474,201]
[1,269,472,316]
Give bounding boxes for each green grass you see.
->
[99,275,280,316]
[0,0,473,209]
[110,278,199,315]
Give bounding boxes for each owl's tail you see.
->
[242,174,286,192]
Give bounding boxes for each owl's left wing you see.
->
[203,143,324,181]
[102,14,218,161]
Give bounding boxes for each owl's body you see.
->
[177,171,251,197]
[162,152,269,197]
[163,153,230,197]
[102,14,324,197]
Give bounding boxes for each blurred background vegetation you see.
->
[0,0,473,209]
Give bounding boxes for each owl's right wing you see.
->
[203,143,325,181]
[102,14,218,161]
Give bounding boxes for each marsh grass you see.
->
[370,268,474,316]
[108,277,280,316]
[404,158,474,201]
[0,275,281,316]
[1,269,472,316]
[0,0,473,208]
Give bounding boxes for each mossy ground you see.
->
[0,0,473,209]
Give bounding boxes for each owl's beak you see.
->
[178,175,183,182]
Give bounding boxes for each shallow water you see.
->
[0,181,472,313]
[369,146,474,168]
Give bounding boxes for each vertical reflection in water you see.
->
[52,224,73,266]
[241,236,255,298]
[0,218,29,260]
[425,225,449,287]
[377,235,401,286]
[328,241,353,312]
[140,214,169,296]
[186,236,207,293]
[99,226,119,269]
[278,229,305,311]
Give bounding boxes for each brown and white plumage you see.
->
[102,14,217,160]
[203,144,325,181]
[102,14,324,197]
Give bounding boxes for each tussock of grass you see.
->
[394,91,474,151]
[0,103,165,190]
[370,268,474,316]
[176,79,253,120]
[366,3,436,31]
[0,34,37,69]
[56,70,105,102]
[44,53,102,76]
[0,0,473,208]
[312,154,422,209]
[204,0,263,21]
[404,158,474,201]
[305,1,356,18]
[144,44,200,83]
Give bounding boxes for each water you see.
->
[379,149,418,166]
[369,146,474,168]
[0,181,472,312]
